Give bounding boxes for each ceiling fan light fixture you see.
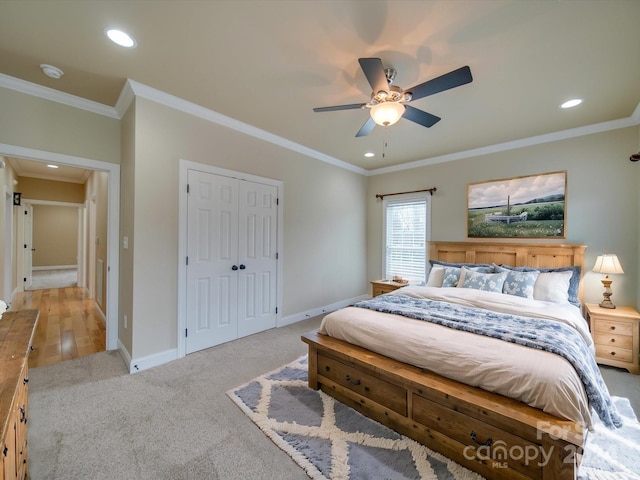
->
[370,102,405,126]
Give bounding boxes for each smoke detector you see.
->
[40,64,64,79]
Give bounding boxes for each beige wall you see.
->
[367,127,640,310]
[118,102,135,355]
[0,88,120,164]
[31,204,78,267]
[125,97,367,359]
[17,177,84,202]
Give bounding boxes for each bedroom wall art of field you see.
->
[467,201,565,238]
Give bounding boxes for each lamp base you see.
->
[599,278,616,309]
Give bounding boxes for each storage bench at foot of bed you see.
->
[302,331,584,480]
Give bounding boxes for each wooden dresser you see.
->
[1,310,39,480]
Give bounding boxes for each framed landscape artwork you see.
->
[467,171,566,238]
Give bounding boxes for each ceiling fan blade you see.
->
[403,105,441,128]
[313,103,366,112]
[358,58,389,94]
[355,117,376,137]
[405,66,472,101]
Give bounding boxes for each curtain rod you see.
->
[375,187,437,200]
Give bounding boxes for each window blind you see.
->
[384,198,427,282]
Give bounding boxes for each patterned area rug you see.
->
[227,356,640,480]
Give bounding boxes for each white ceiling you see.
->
[1,0,639,176]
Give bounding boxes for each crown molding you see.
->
[0,73,119,119]
[126,79,368,176]
[368,107,640,176]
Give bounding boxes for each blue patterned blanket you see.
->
[354,294,622,428]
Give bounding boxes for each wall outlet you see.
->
[124,314,128,329]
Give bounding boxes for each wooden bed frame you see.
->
[302,241,588,480]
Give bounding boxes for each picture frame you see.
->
[467,171,566,238]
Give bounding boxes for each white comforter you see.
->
[319,286,595,428]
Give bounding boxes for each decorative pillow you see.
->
[460,267,508,293]
[533,271,573,303]
[499,264,582,307]
[441,266,462,287]
[426,265,445,287]
[502,269,540,299]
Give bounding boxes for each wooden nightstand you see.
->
[371,280,407,297]
[585,303,640,374]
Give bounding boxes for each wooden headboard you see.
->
[429,241,587,299]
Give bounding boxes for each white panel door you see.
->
[186,170,239,354]
[237,181,278,337]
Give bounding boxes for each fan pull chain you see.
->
[382,126,388,158]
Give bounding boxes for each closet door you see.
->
[237,180,278,337]
[186,170,239,353]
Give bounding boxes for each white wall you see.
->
[367,127,640,310]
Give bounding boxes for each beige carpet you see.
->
[28,316,322,480]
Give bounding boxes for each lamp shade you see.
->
[592,254,624,275]
[370,102,405,126]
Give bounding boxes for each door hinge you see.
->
[23,277,26,282]
[275,252,278,260]
[276,198,279,205]
[275,307,278,314]
[185,328,188,337]
[186,256,189,265]
[186,184,190,194]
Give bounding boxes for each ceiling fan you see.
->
[313,58,473,137]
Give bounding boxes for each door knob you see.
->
[239,264,246,270]
[231,265,238,271]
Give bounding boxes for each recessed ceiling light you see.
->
[364,152,375,158]
[40,64,64,79]
[105,28,137,48]
[560,99,582,109]
[47,165,59,169]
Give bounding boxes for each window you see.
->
[383,194,430,283]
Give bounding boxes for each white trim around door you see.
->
[177,159,284,359]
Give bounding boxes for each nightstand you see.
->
[371,280,407,297]
[585,303,640,374]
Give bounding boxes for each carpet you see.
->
[227,356,640,480]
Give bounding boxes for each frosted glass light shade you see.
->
[370,102,405,126]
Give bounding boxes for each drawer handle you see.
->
[610,351,616,356]
[470,431,493,447]
[345,374,361,386]
[610,326,616,331]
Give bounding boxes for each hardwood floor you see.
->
[12,287,106,369]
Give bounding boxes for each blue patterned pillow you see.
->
[460,268,508,293]
[499,264,582,307]
[441,267,461,287]
[502,269,539,299]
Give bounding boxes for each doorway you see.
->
[0,142,120,351]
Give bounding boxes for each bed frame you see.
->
[302,241,588,480]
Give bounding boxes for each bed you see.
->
[302,242,621,480]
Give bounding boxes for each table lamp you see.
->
[592,254,624,309]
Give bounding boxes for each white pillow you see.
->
[426,265,445,287]
[533,271,573,303]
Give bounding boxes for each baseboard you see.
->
[128,347,179,374]
[278,294,369,327]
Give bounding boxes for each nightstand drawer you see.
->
[593,320,632,336]
[593,332,633,350]
[595,344,632,363]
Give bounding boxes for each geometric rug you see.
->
[227,356,640,480]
